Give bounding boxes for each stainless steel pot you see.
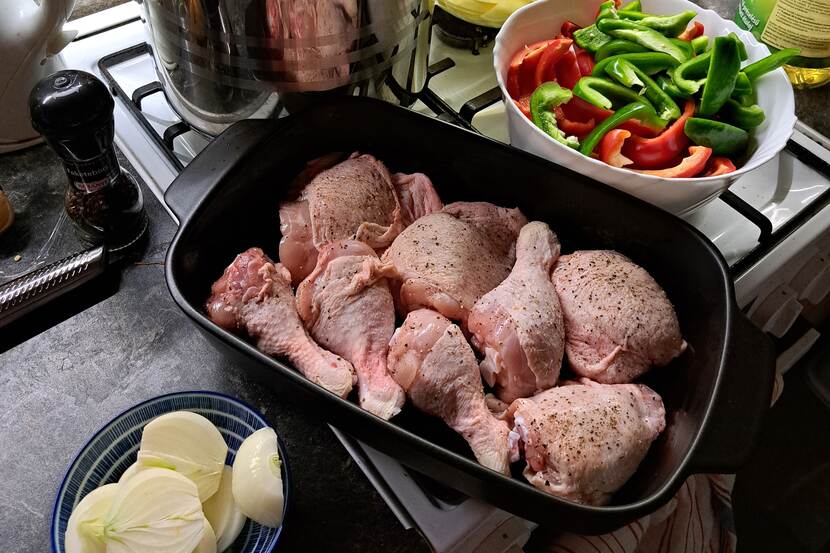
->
[136,0,431,135]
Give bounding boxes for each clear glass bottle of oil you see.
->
[735,0,830,88]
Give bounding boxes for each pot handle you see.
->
[687,311,775,474]
[164,119,277,222]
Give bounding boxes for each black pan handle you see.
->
[164,119,278,222]
[687,311,776,474]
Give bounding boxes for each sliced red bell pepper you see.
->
[556,48,582,89]
[561,21,581,39]
[561,97,660,137]
[507,40,555,99]
[515,95,532,118]
[635,146,712,177]
[554,106,596,139]
[622,99,695,169]
[703,156,737,176]
[598,129,634,167]
[575,46,596,75]
[678,21,704,41]
[534,39,573,88]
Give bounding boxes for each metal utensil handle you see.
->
[0,246,106,329]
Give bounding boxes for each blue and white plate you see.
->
[51,391,289,553]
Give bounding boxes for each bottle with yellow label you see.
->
[736,0,830,88]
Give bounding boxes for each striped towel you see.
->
[539,369,784,553]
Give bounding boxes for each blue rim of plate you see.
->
[49,390,290,553]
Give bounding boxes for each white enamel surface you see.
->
[494,0,797,214]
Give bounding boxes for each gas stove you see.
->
[59,4,830,552]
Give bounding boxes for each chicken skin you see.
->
[279,153,442,285]
[296,240,405,420]
[507,379,665,505]
[387,309,512,474]
[206,247,356,398]
[552,250,686,384]
[468,222,565,403]
[381,203,526,324]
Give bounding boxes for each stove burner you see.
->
[432,6,499,55]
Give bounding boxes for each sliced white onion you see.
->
[65,483,118,553]
[232,427,285,528]
[202,465,247,552]
[103,467,205,553]
[193,519,217,553]
[137,411,228,501]
[117,461,149,484]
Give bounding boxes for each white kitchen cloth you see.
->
[540,369,784,553]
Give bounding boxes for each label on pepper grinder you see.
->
[63,149,121,193]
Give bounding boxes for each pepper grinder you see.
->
[29,70,147,252]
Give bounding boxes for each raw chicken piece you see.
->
[296,240,405,419]
[552,250,686,384]
[279,153,402,284]
[468,222,565,403]
[392,172,444,226]
[442,201,527,260]
[381,204,526,323]
[265,0,359,86]
[507,378,666,505]
[388,309,512,474]
[206,247,356,398]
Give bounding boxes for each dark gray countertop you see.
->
[0,146,429,553]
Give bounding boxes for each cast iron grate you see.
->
[98,43,830,278]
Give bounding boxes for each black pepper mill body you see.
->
[29,70,147,252]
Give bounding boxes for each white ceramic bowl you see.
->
[493,0,796,215]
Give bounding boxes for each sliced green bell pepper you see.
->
[657,74,691,99]
[670,38,695,60]
[733,72,752,97]
[596,0,618,21]
[530,82,579,149]
[699,35,741,116]
[684,117,749,156]
[595,40,648,61]
[621,0,641,10]
[743,47,800,81]
[728,32,749,61]
[669,50,711,94]
[616,10,697,37]
[573,25,612,53]
[597,19,689,63]
[580,101,667,156]
[720,99,766,129]
[573,76,654,110]
[592,52,679,78]
[692,35,709,54]
[605,58,681,120]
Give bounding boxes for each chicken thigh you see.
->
[507,378,665,505]
[279,153,404,284]
[442,201,527,260]
[552,250,686,384]
[381,204,525,323]
[206,248,356,398]
[468,222,565,403]
[387,309,512,474]
[296,240,405,419]
[279,153,442,285]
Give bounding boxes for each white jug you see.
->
[0,0,77,153]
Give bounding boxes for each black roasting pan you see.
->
[164,97,774,534]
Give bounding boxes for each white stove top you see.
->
[60,5,830,551]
